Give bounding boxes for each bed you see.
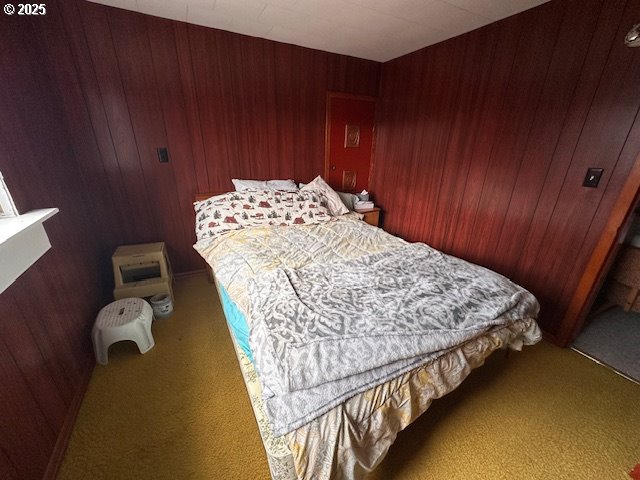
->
[193,187,541,480]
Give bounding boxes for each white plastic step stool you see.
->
[92,297,155,365]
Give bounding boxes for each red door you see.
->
[325,93,376,193]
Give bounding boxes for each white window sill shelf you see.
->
[0,208,59,294]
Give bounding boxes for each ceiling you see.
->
[87,0,551,62]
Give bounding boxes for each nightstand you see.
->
[356,207,381,227]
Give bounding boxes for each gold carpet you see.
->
[58,274,640,480]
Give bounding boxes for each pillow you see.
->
[336,191,358,211]
[232,179,267,191]
[266,179,298,191]
[300,176,349,216]
[194,190,332,242]
[232,178,298,192]
[299,182,357,211]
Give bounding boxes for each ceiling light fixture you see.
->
[625,23,640,47]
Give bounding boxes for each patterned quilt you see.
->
[249,243,539,434]
[194,212,542,479]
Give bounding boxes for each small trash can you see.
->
[150,293,173,318]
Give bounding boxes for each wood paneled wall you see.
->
[0,10,113,480]
[0,1,379,478]
[7,0,638,476]
[59,0,380,273]
[372,0,640,337]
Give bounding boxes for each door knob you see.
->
[330,165,336,171]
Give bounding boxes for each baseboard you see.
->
[541,329,560,346]
[174,269,207,279]
[43,357,94,480]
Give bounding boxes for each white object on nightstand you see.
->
[92,297,155,365]
[354,200,374,210]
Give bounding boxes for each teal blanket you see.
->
[218,285,254,363]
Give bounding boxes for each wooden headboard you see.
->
[194,193,219,202]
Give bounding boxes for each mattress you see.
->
[195,212,541,479]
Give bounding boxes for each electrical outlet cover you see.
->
[583,168,603,188]
[157,147,169,163]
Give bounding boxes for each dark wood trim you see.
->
[194,192,223,202]
[174,269,208,279]
[326,91,377,102]
[42,358,94,480]
[324,93,332,182]
[541,329,559,346]
[557,151,640,346]
[368,115,378,194]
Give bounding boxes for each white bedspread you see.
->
[194,214,542,479]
